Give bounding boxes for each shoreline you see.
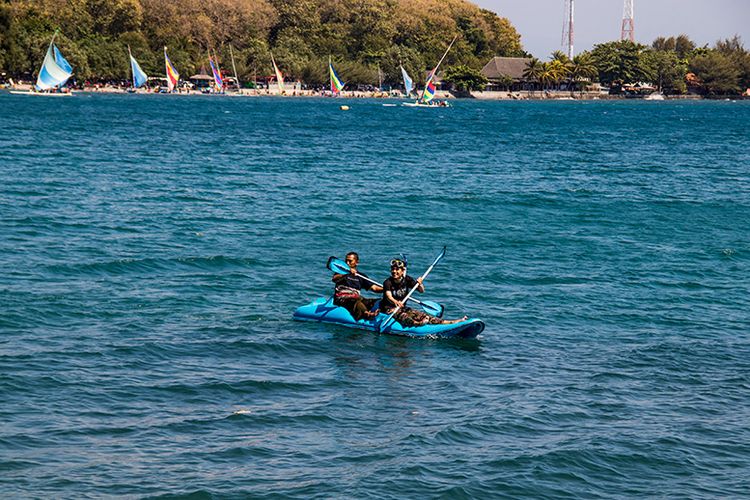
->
[2,83,744,101]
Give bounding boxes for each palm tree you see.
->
[569,53,598,95]
[551,50,571,64]
[523,57,544,95]
[547,59,570,91]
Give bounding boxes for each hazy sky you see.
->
[473,0,750,59]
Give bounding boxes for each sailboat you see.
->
[271,53,284,94]
[403,36,457,108]
[209,50,224,93]
[127,46,148,93]
[10,32,74,96]
[164,47,180,93]
[228,44,242,94]
[328,57,345,95]
[400,64,414,97]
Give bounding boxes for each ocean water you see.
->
[1,93,749,498]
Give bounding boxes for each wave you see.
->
[45,255,262,277]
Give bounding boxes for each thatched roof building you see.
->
[481,57,532,83]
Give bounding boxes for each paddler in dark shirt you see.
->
[332,252,383,321]
[382,256,467,327]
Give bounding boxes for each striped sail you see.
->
[400,65,413,96]
[329,59,344,94]
[271,54,284,92]
[129,51,148,88]
[164,47,179,92]
[35,43,73,90]
[422,79,437,102]
[209,57,223,90]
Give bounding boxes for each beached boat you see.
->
[11,32,74,96]
[293,297,485,339]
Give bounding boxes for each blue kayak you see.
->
[293,297,485,339]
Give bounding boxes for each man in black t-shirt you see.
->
[332,252,383,321]
[382,257,467,327]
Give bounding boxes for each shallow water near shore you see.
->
[1,94,749,497]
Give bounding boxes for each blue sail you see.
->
[129,54,148,88]
[400,65,413,96]
[36,43,73,90]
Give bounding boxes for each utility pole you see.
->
[561,0,574,59]
[621,0,635,42]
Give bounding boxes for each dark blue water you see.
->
[1,94,749,498]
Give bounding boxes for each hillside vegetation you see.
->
[0,0,523,85]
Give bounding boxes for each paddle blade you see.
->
[415,300,444,318]
[327,256,349,275]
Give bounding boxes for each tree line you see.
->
[0,0,523,87]
[518,35,750,96]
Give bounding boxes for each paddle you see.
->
[327,256,444,318]
[378,246,446,333]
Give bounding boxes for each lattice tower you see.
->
[561,0,575,59]
[621,0,635,42]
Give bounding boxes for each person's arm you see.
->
[368,283,383,293]
[407,275,425,294]
[332,273,346,283]
[384,290,404,309]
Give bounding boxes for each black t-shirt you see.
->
[381,275,417,310]
[334,272,375,293]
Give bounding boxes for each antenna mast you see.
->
[621,0,635,42]
[561,0,574,59]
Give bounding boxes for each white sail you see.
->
[36,43,73,90]
[400,65,413,95]
[271,53,284,93]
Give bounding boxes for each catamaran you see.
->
[403,36,457,108]
[127,46,148,93]
[10,32,74,96]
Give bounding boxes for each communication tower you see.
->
[621,0,635,42]
[561,0,575,59]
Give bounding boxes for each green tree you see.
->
[590,40,655,88]
[522,57,543,93]
[442,63,488,91]
[568,52,597,94]
[690,51,741,95]
[714,36,750,90]
[647,49,687,94]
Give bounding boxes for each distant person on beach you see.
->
[381,257,467,327]
[332,252,382,321]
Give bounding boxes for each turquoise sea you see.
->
[1,93,749,498]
